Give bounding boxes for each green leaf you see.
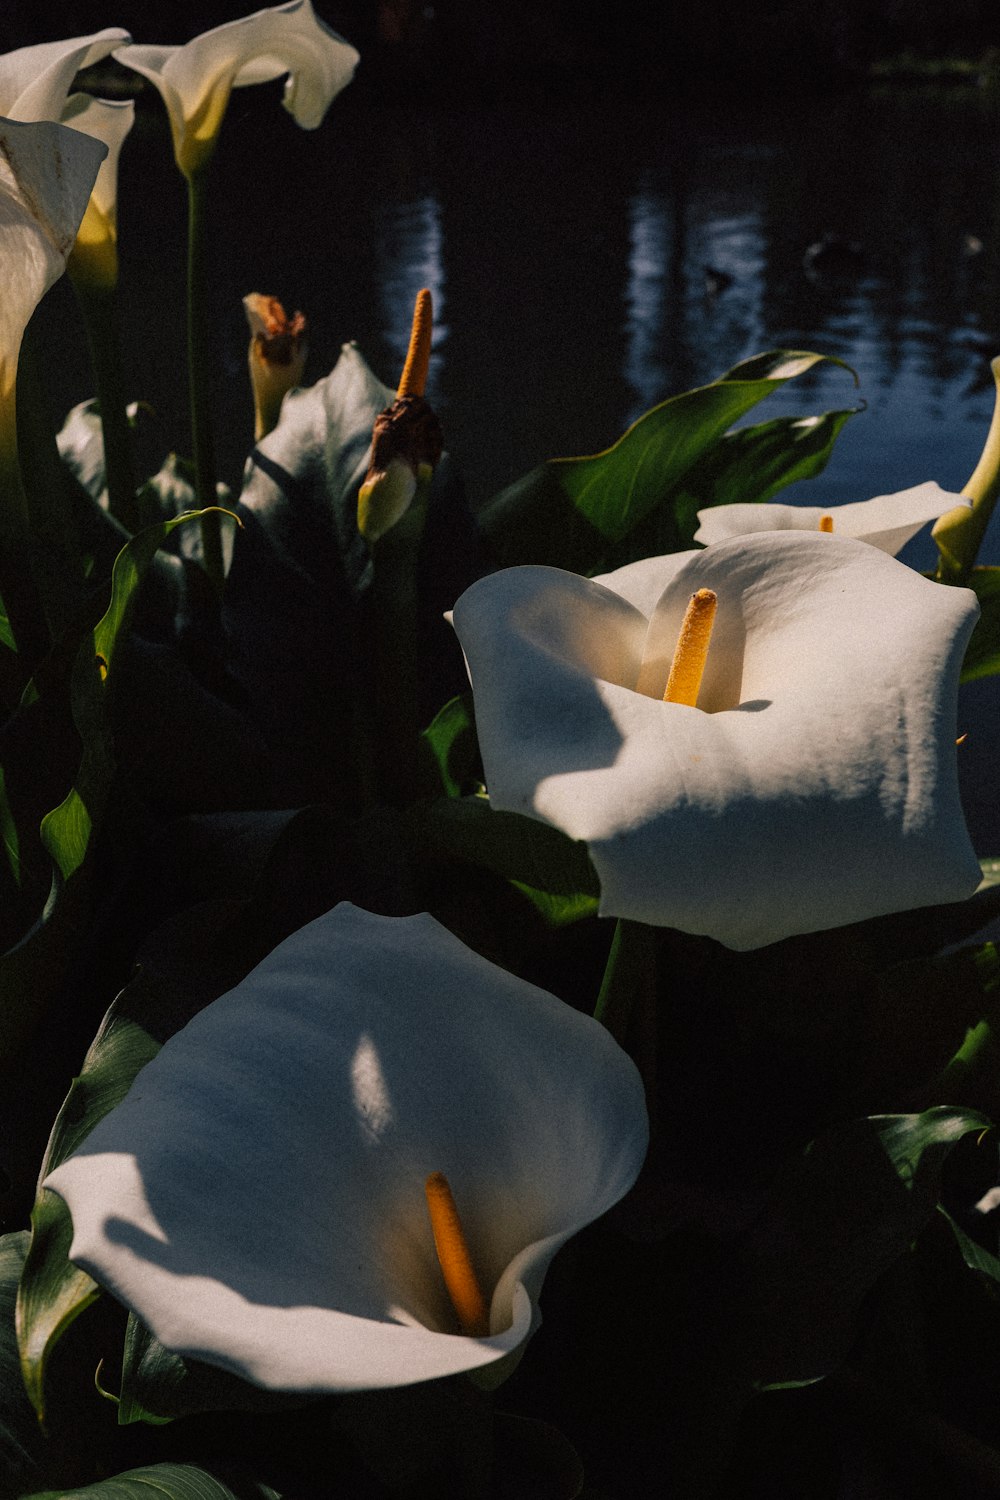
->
[606,406,857,567]
[477,350,856,573]
[117,1315,304,1427]
[724,1107,989,1392]
[0,509,235,1060]
[412,796,599,901]
[960,566,1000,683]
[16,973,168,1421]
[418,693,481,799]
[24,1463,281,1499]
[0,1232,48,1495]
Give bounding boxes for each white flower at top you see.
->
[451,532,981,951]
[693,480,969,555]
[0,31,135,290]
[45,904,647,1393]
[114,0,359,178]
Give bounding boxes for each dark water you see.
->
[29,76,1000,846]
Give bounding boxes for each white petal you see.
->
[115,3,357,172]
[694,481,970,556]
[591,549,699,616]
[453,533,981,950]
[60,94,134,228]
[46,905,647,1392]
[0,30,130,121]
[0,118,107,390]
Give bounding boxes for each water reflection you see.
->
[376,193,446,402]
[623,187,671,423]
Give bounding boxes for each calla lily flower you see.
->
[244,292,308,440]
[451,532,981,950]
[61,94,134,290]
[0,31,135,290]
[114,1,359,178]
[0,118,108,400]
[45,904,647,1392]
[693,480,970,555]
[0,30,129,121]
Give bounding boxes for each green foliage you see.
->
[412,795,599,924]
[722,1107,991,1392]
[477,351,857,575]
[960,566,1000,682]
[16,973,168,1420]
[24,1465,281,1499]
[0,509,233,1058]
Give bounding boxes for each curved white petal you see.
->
[452,533,981,950]
[0,118,107,391]
[0,30,129,121]
[60,94,134,229]
[592,549,698,616]
[115,3,358,175]
[46,905,648,1392]
[694,481,970,556]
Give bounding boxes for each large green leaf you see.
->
[25,1464,281,1499]
[117,1315,303,1427]
[411,795,599,901]
[16,973,170,1422]
[0,1232,48,1496]
[477,351,856,573]
[418,694,481,800]
[724,1107,990,1392]
[603,406,857,568]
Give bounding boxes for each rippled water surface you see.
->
[31,78,1000,841]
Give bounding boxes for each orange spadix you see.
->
[424,1171,490,1337]
[818,514,834,533]
[663,588,718,707]
[398,288,433,399]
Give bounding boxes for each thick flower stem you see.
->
[0,393,50,675]
[934,354,1000,583]
[594,917,658,1046]
[72,278,141,533]
[368,474,430,805]
[186,167,224,592]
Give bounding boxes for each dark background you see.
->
[4,0,1000,97]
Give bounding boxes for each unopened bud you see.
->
[244,293,308,440]
[358,394,442,542]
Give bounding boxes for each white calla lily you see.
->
[0,31,134,289]
[114,1,359,178]
[61,94,134,289]
[693,480,970,555]
[0,118,108,398]
[451,532,981,951]
[0,29,129,122]
[45,904,647,1393]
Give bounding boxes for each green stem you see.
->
[186,168,224,592]
[934,354,1000,583]
[594,917,658,1046]
[369,473,431,805]
[0,388,50,676]
[71,278,140,533]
